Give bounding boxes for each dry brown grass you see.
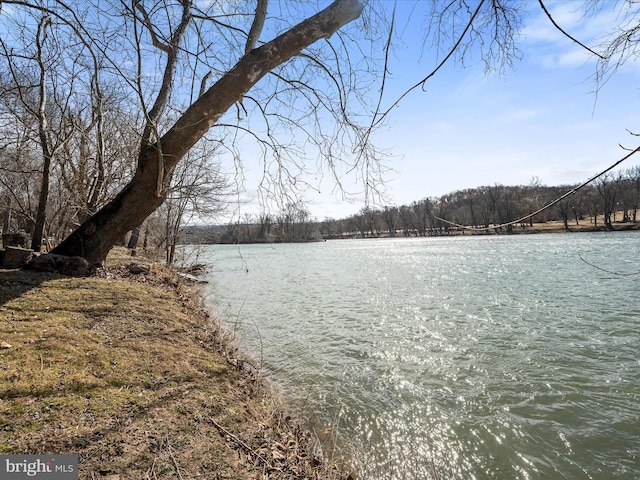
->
[510,215,639,234]
[0,250,349,479]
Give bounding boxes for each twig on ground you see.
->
[166,435,184,480]
[210,418,270,467]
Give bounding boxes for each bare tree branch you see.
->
[245,0,269,54]
[198,70,213,98]
[140,0,191,146]
[366,0,486,134]
[537,0,605,60]
[134,2,172,54]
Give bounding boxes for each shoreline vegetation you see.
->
[184,215,640,245]
[182,176,640,245]
[0,248,351,480]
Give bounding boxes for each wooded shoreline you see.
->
[183,216,640,245]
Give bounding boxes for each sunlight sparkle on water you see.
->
[201,233,640,479]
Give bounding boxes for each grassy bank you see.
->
[0,252,348,479]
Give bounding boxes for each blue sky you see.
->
[224,1,640,221]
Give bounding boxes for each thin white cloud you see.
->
[497,108,543,123]
[557,48,592,68]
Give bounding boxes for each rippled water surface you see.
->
[197,233,640,479]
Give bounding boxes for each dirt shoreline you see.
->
[0,258,351,479]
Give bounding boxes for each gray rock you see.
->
[2,246,33,269]
[28,253,92,276]
[128,262,151,274]
[29,253,56,272]
[59,255,91,276]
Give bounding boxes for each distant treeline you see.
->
[183,167,640,244]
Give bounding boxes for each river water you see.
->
[195,232,639,480]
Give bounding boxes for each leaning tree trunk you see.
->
[52,156,165,263]
[52,0,363,264]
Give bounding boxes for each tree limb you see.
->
[578,254,640,276]
[245,0,268,54]
[537,0,605,60]
[158,0,364,169]
[367,0,486,133]
[134,2,171,54]
[140,0,192,146]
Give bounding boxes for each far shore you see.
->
[197,218,640,245]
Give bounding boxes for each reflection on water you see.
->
[198,233,640,479]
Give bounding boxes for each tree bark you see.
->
[127,225,141,250]
[245,0,269,53]
[31,16,53,252]
[52,0,363,264]
[31,154,52,252]
[2,196,12,245]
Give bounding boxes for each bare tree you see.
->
[1,0,639,263]
[595,174,617,229]
[57,85,137,226]
[258,213,274,240]
[380,206,399,236]
[162,145,228,265]
[398,205,416,237]
[0,15,79,250]
[625,165,640,222]
[44,0,365,263]
[276,201,314,242]
[0,112,41,235]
